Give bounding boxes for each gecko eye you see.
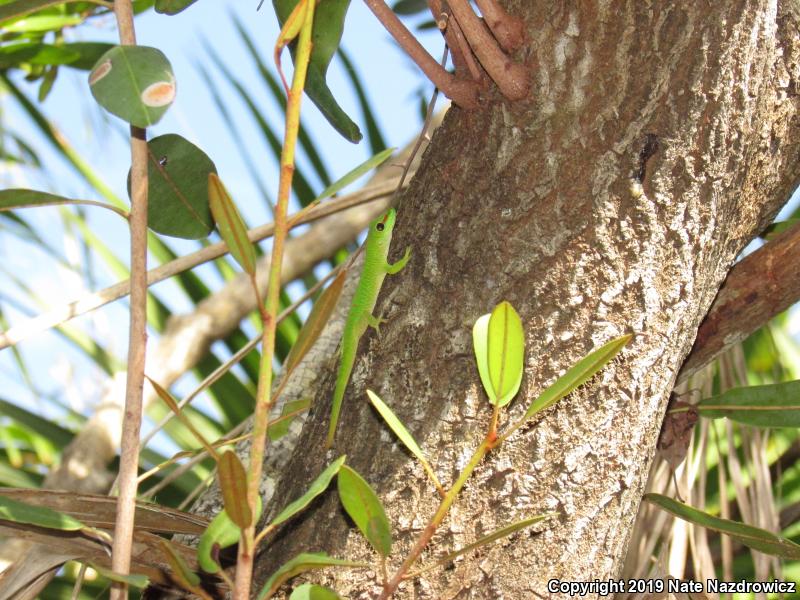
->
[158,156,168,166]
[376,223,385,231]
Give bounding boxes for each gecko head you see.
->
[372,208,396,237]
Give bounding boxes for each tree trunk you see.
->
[252,1,800,597]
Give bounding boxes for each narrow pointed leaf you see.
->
[89,46,175,128]
[0,189,126,218]
[269,398,312,441]
[272,0,362,142]
[337,49,387,155]
[645,493,800,560]
[270,456,346,527]
[0,494,86,531]
[486,301,525,406]
[197,498,263,573]
[148,377,218,459]
[315,147,395,202]
[435,514,555,567]
[283,271,346,375]
[289,584,341,600]
[337,465,392,556]
[155,0,201,14]
[257,552,366,600]
[87,563,149,588]
[0,0,75,22]
[131,134,216,239]
[367,390,442,493]
[2,11,81,30]
[524,334,632,420]
[218,450,251,529]
[697,380,800,427]
[208,173,256,275]
[159,540,202,589]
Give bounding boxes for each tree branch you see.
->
[474,0,525,52]
[364,0,480,107]
[447,0,529,100]
[678,221,800,383]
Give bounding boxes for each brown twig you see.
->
[364,0,479,107]
[447,10,484,82]
[109,1,148,598]
[447,0,529,100]
[474,0,525,52]
[426,0,477,82]
[678,220,800,383]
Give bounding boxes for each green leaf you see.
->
[62,42,116,71]
[337,465,392,557]
[289,584,341,600]
[218,450,251,529]
[154,0,200,14]
[272,0,362,143]
[434,514,555,568]
[392,0,429,15]
[132,134,216,239]
[315,147,394,202]
[697,380,800,427]
[87,563,149,588]
[304,62,362,143]
[149,376,217,458]
[486,301,525,406]
[268,398,312,441]
[0,188,126,218]
[367,390,443,493]
[208,173,256,275]
[283,271,346,376]
[337,49,387,155]
[269,456,346,527]
[159,539,202,589]
[0,42,79,68]
[257,552,366,600]
[197,498,263,573]
[3,13,82,32]
[0,494,86,531]
[645,493,800,560]
[473,313,493,401]
[0,0,77,23]
[89,45,175,128]
[523,334,632,420]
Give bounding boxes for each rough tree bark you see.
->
[241,2,800,597]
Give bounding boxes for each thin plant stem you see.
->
[380,437,494,598]
[233,1,316,596]
[109,0,148,598]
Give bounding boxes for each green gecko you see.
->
[326,208,411,448]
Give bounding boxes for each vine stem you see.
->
[380,436,495,599]
[232,0,316,597]
[447,0,529,100]
[108,1,148,598]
